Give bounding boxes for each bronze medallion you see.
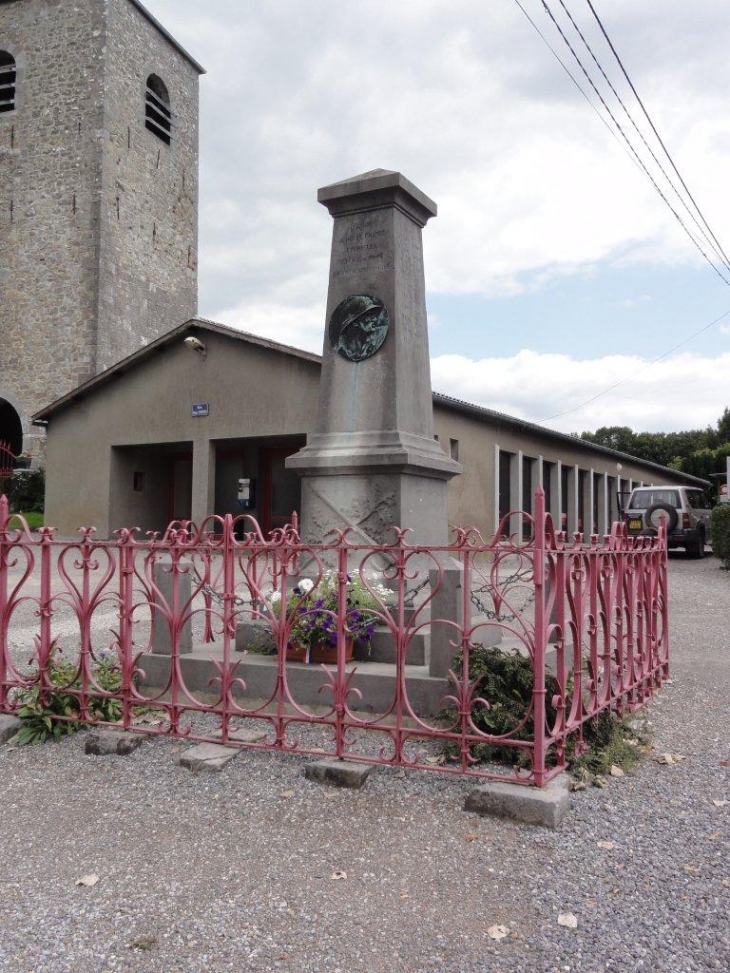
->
[328,294,389,363]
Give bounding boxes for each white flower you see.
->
[298,578,314,593]
[270,591,281,604]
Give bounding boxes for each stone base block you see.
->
[85,730,144,756]
[0,715,21,744]
[179,742,239,772]
[212,728,267,744]
[305,758,374,790]
[464,774,570,829]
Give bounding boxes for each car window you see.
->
[630,490,680,509]
[686,490,710,510]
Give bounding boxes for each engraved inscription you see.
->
[331,213,394,279]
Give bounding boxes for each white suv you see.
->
[623,485,712,558]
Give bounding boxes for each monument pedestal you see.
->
[287,169,461,546]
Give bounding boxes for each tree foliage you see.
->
[577,409,730,497]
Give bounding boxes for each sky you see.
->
[143,0,730,435]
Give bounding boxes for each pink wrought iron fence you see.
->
[0,489,668,786]
[0,442,16,478]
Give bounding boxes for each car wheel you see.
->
[644,502,679,533]
[685,528,704,559]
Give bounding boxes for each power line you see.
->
[555,0,730,274]
[536,307,730,424]
[511,0,672,194]
[534,0,730,287]
[583,0,730,272]
[510,0,630,152]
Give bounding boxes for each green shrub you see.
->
[711,504,730,569]
[16,655,122,745]
[442,646,560,765]
[1,468,45,513]
[443,647,645,776]
[570,710,645,777]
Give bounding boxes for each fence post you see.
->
[117,531,135,729]
[151,557,192,655]
[532,486,547,787]
[37,530,55,695]
[0,496,8,710]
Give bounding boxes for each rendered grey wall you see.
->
[43,327,694,539]
[43,333,322,536]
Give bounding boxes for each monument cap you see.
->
[318,168,437,227]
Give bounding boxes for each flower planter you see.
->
[286,638,355,664]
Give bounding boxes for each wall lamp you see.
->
[184,335,207,358]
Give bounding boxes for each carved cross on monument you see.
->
[287,169,461,545]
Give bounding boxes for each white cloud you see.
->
[141,0,730,316]
[214,301,325,354]
[430,350,730,434]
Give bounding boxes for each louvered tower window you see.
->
[145,74,171,144]
[0,51,16,113]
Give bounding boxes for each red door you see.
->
[261,446,301,533]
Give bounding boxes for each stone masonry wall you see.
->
[96,0,199,370]
[0,0,106,437]
[0,0,199,452]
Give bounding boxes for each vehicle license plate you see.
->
[628,519,642,530]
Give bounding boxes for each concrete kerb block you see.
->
[179,742,239,773]
[85,730,145,756]
[464,774,570,829]
[212,728,268,745]
[305,758,374,790]
[0,715,21,744]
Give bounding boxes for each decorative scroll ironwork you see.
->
[0,442,16,478]
[0,490,669,787]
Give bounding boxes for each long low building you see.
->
[33,317,708,539]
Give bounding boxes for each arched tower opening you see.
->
[0,399,23,457]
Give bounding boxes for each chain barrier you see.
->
[201,583,247,608]
[469,567,535,622]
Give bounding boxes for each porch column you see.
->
[514,449,524,543]
[191,439,215,526]
[493,444,501,535]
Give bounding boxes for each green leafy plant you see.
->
[16,654,122,745]
[711,503,730,569]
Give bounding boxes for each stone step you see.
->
[139,649,452,717]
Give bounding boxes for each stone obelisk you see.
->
[287,169,461,546]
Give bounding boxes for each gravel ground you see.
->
[0,552,727,973]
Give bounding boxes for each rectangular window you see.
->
[560,464,571,529]
[498,451,513,536]
[449,438,459,461]
[0,54,16,114]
